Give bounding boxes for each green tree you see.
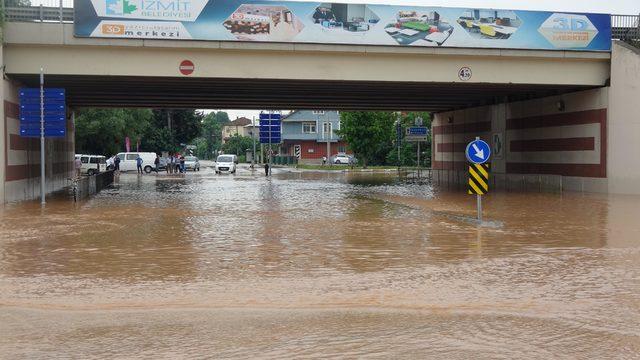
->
[75,108,153,156]
[199,111,225,159]
[75,108,205,156]
[214,111,230,124]
[151,109,203,148]
[337,111,396,167]
[222,134,254,156]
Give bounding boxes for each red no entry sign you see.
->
[179,60,194,75]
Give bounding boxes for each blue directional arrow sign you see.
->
[465,139,491,164]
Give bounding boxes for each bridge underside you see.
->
[9,74,593,111]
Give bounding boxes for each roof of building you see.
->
[282,110,339,122]
[226,117,252,126]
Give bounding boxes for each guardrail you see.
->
[612,14,640,45]
[2,0,73,22]
[1,3,639,45]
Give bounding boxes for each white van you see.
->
[116,152,157,173]
[75,154,106,176]
[215,154,238,174]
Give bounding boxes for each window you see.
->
[323,122,332,134]
[89,157,101,164]
[81,156,89,163]
[338,145,346,153]
[312,110,325,115]
[117,154,125,161]
[302,122,316,133]
[126,153,138,160]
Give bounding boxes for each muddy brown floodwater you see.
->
[1,167,639,359]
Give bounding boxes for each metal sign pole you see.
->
[39,68,46,205]
[268,111,272,176]
[417,141,420,178]
[475,136,481,222]
[251,116,256,170]
[396,117,401,171]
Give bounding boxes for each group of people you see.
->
[165,153,186,174]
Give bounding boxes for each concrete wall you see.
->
[432,87,609,193]
[607,41,640,194]
[1,72,75,203]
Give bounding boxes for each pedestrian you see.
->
[169,153,175,174]
[165,154,171,174]
[322,156,327,166]
[264,163,269,176]
[114,155,120,173]
[136,155,144,174]
[74,157,82,178]
[179,156,186,173]
[154,154,160,173]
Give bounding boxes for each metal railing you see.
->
[2,0,74,23]
[612,14,640,45]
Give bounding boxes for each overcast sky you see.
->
[207,0,639,119]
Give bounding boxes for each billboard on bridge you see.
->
[73,0,612,51]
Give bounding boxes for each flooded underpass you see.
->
[1,166,639,358]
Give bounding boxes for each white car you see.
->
[75,154,106,175]
[184,156,200,171]
[333,153,355,165]
[215,154,237,174]
[116,152,157,173]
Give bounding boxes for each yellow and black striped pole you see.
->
[468,163,490,222]
[468,163,490,195]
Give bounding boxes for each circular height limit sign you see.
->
[458,67,472,81]
[179,60,195,76]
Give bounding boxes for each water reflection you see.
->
[1,168,639,358]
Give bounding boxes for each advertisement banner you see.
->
[74,0,612,51]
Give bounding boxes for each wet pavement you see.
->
[1,165,639,358]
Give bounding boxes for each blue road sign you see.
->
[259,113,281,144]
[407,127,428,136]
[465,139,491,164]
[19,88,66,138]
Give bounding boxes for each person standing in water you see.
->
[136,155,144,174]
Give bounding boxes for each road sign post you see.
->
[259,111,281,176]
[19,72,66,204]
[396,119,402,170]
[39,69,45,205]
[465,137,491,222]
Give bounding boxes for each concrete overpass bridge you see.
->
[0,7,639,202]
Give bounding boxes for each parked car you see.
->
[75,154,106,175]
[157,157,168,171]
[333,153,356,165]
[116,152,157,173]
[215,154,237,174]
[184,156,200,171]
